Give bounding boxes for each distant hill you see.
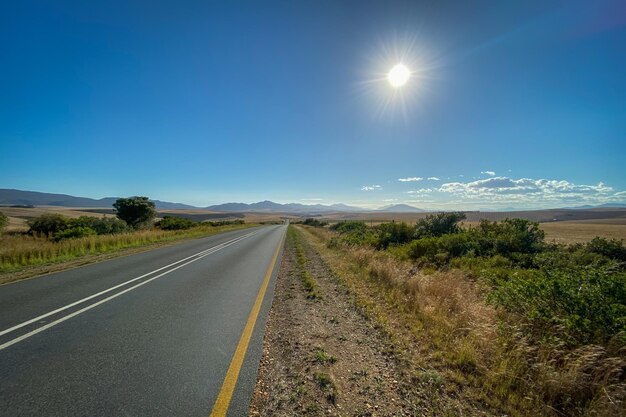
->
[206,201,365,213]
[377,204,424,213]
[0,189,197,210]
[566,203,626,209]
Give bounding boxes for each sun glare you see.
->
[356,35,435,120]
[387,64,410,88]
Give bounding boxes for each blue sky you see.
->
[1,0,625,209]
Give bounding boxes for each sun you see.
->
[387,64,410,88]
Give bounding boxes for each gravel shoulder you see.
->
[250,226,415,416]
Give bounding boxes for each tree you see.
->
[0,212,8,232]
[113,197,156,229]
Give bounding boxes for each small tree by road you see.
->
[113,197,156,229]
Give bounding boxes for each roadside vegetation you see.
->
[300,214,626,416]
[0,212,8,232]
[289,226,321,299]
[0,196,253,277]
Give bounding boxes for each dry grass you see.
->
[0,223,256,283]
[0,206,118,232]
[299,225,626,417]
[540,221,626,244]
[317,208,626,224]
[459,220,626,244]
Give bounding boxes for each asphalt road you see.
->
[0,225,287,417]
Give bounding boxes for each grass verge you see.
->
[288,225,321,299]
[298,225,626,417]
[0,223,257,285]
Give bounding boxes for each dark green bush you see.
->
[414,212,466,238]
[205,219,245,226]
[535,246,618,270]
[407,236,442,262]
[375,222,413,249]
[68,216,130,235]
[302,218,328,227]
[488,265,626,346]
[342,229,379,247]
[330,221,367,234]
[156,216,196,230]
[28,214,69,235]
[327,221,378,246]
[407,232,477,265]
[585,237,626,262]
[53,226,97,241]
[471,218,545,258]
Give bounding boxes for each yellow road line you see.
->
[209,233,285,417]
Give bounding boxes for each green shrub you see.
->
[0,212,8,232]
[407,232,477,264]
[330,221,367,234]
[535,246,617,270]
[302,218,328,227]
[342,229,379,247]
[407,236,445,265]
[414,212,466,238]
[53,226,97,241]
[585,237,626,262]
[157,216,196,230]
[328,221,378,246]
[68,216,130,235]
[375,222,413,249]
[488,265,626,346]
[470,218,545,259]
[28,214,69,236]
[205,219,245,226]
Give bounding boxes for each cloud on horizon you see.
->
[361,184,382,191]
[398,177,423,182]
[436,176,621,207]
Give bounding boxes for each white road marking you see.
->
[0,230,258,348]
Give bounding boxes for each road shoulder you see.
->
[250,226,412,416]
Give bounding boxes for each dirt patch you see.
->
[250,227,416,416]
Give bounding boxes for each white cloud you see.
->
[398,177,423,182]
[361,185,382,191]
[437,176,619,206]
[481,171,496,176]
[406,188,434,194]
[383,198,398,202]
[427,177,440,181]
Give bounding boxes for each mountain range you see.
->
[5,188,623,214]
[0,189,423,213]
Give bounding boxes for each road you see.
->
[0,225,286,417]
